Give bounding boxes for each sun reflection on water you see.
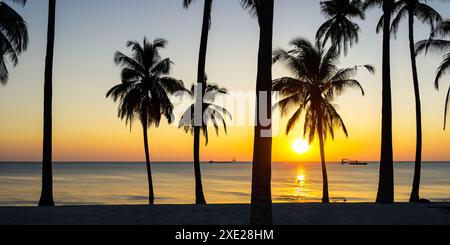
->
[293,169,308,200]
[296,174,305,183]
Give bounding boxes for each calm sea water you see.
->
[0,162,449,206]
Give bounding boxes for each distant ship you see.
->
[341,159,368,166]
[208,157,237,164]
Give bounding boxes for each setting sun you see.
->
[292,139,310,154]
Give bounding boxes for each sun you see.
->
[292,139,310,154]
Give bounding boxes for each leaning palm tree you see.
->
[416,20,450,130]
[317,0,366,55]
[107,38,185,205]
[0,0,28,85]
[241,0,274,225]
[363,0,395,204]
[179,79,231,204]
[183,0,214,205]
[390,0,442,203]
[38,0,56,207]
[273,37,374,203]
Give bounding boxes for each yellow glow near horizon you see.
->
[1,1,450,162]
[292,139,310,154]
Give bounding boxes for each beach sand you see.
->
[0,203,449,225]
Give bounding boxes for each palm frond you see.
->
[108,38,181,129]
[375,14,385,33]
[159,77,187,94]
[183,0,195,8]
[325,100,349,137]
[390,6,408,37]
[114,51,146,75]
[151,58,173,76]
[121,68,143,83]
[178,80,231,144]
[435,53,450,90]
[240,0,262,19]
[275,36,370,142]
[272,77,309,97]
[273,48,308,79]
[303,109,317,144]
[329,65,375,82]
[391,1,442,38]
[0,0,28,85]
[444,86,450,130]
[330,79,366,96]
[126,40,145,65]
[286,107,303,135]
[0,1,28,53]
[0,55,11,85]
[432,20,450,37]
[416,39,450,55]
[274,93,309,117]
[362,0,383,11]
[106,81,137,102]
[209,104,232,120]
[318,0,365,55]
[414,2,442,29]
[179,104,195,133]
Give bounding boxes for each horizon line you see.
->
[1,160,450,164]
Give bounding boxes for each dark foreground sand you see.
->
[0,203,449,225]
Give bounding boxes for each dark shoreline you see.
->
[0,203,449,225]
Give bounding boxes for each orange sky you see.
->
[0,0,449,162]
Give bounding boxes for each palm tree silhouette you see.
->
[363,0,395,204]
[183,0,214,205]
[0,0,28,85]
[390,0,442,203]
[273,37,374,203]
[38,0,56,207]
[317,0,365,55]
[107,38,185,205]
[416,20,450,130]
[241,0,274,225]
[179,78,231,204]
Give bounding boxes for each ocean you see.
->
[0,162,449,206]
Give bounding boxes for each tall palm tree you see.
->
[416,20,450,130]
[38,0,56,207]
[183,0,213,205]
[363,0,395,204]
[273,37,374,203]
[107,38,185,205]
[0,0,28,85]
[390,0,442,203]
[241,0,274,225]
[317,0,366,55]
[179,79,231,204]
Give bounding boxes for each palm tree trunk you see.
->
[250,0,274,225]
[38,0,56,207]
[408,11,422,203]
[192,0,212,205]
[193,128,206,204]
[142,120,154,205]
[376,0,395,204]
[318,114,330,203]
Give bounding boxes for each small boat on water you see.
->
[341,159,368,166]
[209,158,237,164]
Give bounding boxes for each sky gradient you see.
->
[0,0,449,162]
